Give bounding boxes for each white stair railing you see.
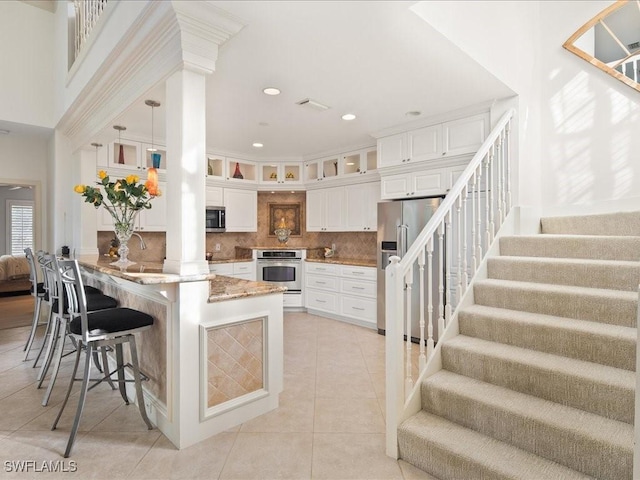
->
[385,108,515,457]
[73,0,108,62]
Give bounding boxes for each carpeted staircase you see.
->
[398,212,640,480]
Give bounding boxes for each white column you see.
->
[74,148,99,256]
[163,68,209,275]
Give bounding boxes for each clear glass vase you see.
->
[111,215,138,267]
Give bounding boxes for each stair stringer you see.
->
[399,207,529,443]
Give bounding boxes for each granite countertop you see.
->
[305,257,376,268]
[77,256,216,285]
[208,276,287,303]
[207,258,253,264]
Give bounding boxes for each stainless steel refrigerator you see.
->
[377,196,444,341]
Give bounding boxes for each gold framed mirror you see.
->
[563,0,640,93]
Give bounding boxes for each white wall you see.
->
[410,0,542,217]
[0,1,55,128]
[0,130,50,252]
[539,1,640,215]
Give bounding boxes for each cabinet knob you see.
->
[406,158,410,162]
[442,152,446,156]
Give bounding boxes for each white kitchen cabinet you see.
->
[107,139,167,173]
[205,186,224,206]
[443,114,488,158]
[344,181,380,231]
[226,158,257,183]
[377,133,406,168]
[260,163,302,186]
[96,181,167,232]
[341,147,378,176]
[141,143,167,172]
[305,262,376,328]
[378,125,441,168]
[377,113,488,168]
[206,155,226,180]
[208,261,256,280]
[107,139,142,171]
[232,261,255,280]
[224,188,257,232]
[380,170,445,199]
[138,182,167,231]
[306,187,344,232]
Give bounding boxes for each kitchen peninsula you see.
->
[75,255,286,450]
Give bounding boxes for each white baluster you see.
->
[500,130,507,225]
[405,267,413,398]
[489,145,495,243]
[471,171,477,273]
[456,195,463,305]
[505,121,512,212]
[461,185,468,294]
[476,164,483,264]
[425,238,434,363]
[484,155,491,248]
[418,250,426,373]
[437,222,445,342]
[496,134,503,229]
[445,210,452,326]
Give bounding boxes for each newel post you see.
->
[385,256,403,458]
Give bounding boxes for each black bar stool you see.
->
[37,255,118,407]
[23,248,46,361]
[52,259,154,458]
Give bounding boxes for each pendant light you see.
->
[113,125,126,164]
[145,99,161,168]
[91,142,102,167]
[144,99,161,195]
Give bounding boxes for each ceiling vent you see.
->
[628,41,640,50]
[296,98,330,111]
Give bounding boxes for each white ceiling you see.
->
[103,1,514,161]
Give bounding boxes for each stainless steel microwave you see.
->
[206,206,226,232]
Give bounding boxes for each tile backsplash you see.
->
[98,191,376,262]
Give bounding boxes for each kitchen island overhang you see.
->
[75,256,286,449]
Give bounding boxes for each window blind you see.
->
[9,202,33,256]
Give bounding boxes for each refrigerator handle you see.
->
[397,224,408,257]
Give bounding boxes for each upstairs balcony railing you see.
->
[73,0,108,62]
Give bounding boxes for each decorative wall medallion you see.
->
[268,203,301,237]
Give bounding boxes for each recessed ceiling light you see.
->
[406,111,421,117]
[253,143,264,148]
[263,87,281,96]
[341,113,356,121]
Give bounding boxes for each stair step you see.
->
[540,212,640,236]
[420,371,633,480]
[499,235,640,261]
[440,335,634,424]
[473,279,637,327]
[487,256,640,291]
[459,305,636,371]
[398,411,593,480]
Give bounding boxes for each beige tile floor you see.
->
[0,311,435,480]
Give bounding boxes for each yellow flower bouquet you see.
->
[74,170,160,266]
